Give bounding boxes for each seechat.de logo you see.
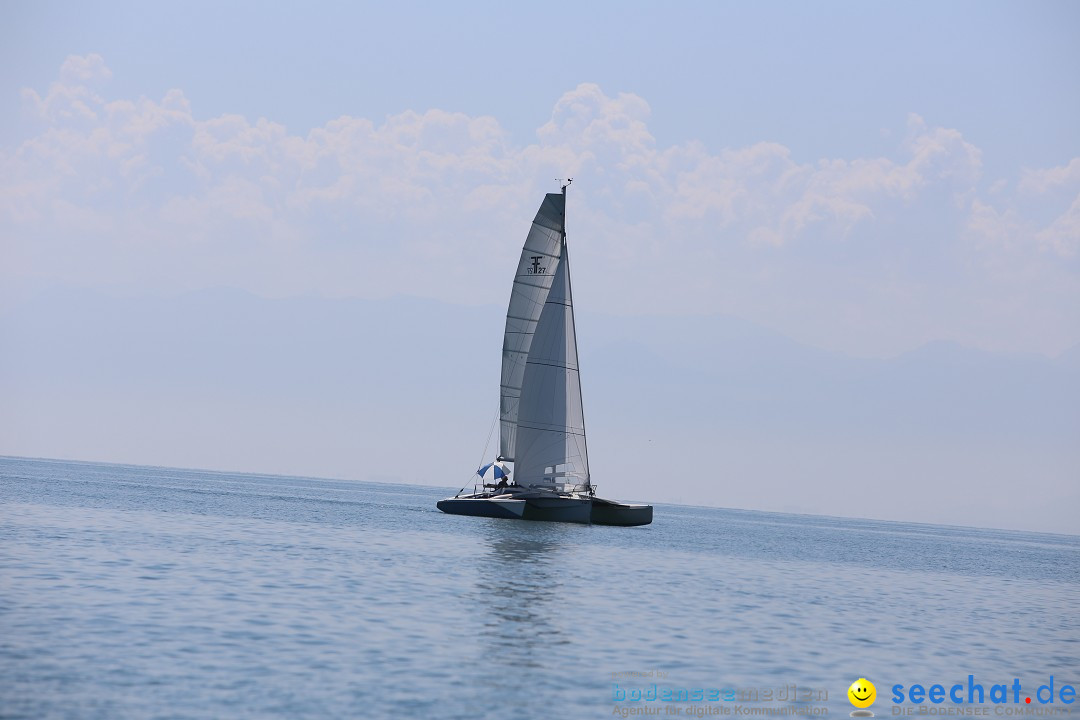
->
[891,676,1077,708]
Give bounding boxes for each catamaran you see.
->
[437,182,653,526]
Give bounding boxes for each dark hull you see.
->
[520,496,592,523]
[436,498,523,520]
[590,499,653,526]
[437,493,652,526]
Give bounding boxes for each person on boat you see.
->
[495,477,510,490]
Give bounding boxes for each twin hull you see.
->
[437,494,652,526]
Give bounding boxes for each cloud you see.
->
[1013,158,1080,257]
[1036,194,1080,257]
[59,53,112,83]
[1,54,1078,356]
[21,53,113,125]
[1019,157,1080,195]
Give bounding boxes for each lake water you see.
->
[2,456,1077,719]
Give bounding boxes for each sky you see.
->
[2,1,1078,532]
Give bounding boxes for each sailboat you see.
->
[437,182,653,526]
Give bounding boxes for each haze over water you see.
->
[2,456,1077,719]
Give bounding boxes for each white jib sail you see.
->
[512,242,590,491]
[499,193,565,461]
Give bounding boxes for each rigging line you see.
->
[478,404,499,468]
[457,405,500,497]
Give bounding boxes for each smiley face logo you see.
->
[848,678,877,709]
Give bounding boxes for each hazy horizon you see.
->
[3,288,1077,535]
[6,451,1080,540]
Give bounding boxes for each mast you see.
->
[561,179,591,492]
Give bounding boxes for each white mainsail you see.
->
[513,243,590,490]
[498,193,565,462]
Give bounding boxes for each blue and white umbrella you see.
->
[477,461,511,482]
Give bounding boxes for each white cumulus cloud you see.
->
[2,54,1078,356]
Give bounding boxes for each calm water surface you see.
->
[2,456,1078,719]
